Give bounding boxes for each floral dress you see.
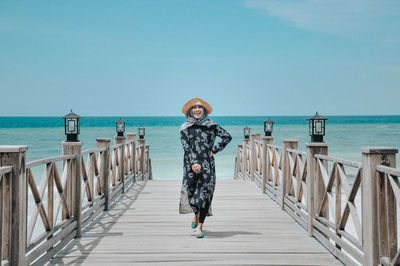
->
[179,124,232,216]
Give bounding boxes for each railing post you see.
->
[114,136,126,193]
[234,144,242,179]
[281,139,298,210]
[127,133,136,180]
[250,134,260,181]
[97,138,111,211]
[305,142,328,237]
[361,147,398,266]
[242,138,250,179]
[0,146,28,265]
[62,142,82,238]
[138,138,145,180]
[262,136,274,193]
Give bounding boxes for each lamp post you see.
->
[138,126,145,139]
[307,112,327,142]
[116,118,125,137]
[264,118,274,136]
[243,126,250,139]
[62,110,80,142]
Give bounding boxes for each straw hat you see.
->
[182,98,213,116]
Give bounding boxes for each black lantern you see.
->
[243,126,250,139]
[116,118,125,137]
[264,118,274,136]
[62,110,80,142]
[307,112,327,142]
[138,126,145,139]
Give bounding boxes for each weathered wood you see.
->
[97,138,111,211]
[114,136,126,193]
[305,142,328,237]
[262,136,273,194]
[361,147,398,266]
[137,139,145,180]
[49,179,341,266]
[62,142,83,238]
[282,139,298,210]
[126,134,136,178]
[250,134,260,180]
[0,145,28,265]
[26,221,77,264]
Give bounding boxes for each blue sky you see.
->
[1,0,399,116]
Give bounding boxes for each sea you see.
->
[1,116,400,179]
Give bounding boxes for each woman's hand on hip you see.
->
[192,163,201,174]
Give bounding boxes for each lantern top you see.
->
[116,117,125,123]
[63,109,81,119]
[307,112,327,121]
[265,117,275,124]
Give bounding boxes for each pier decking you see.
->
[49,179,342,265]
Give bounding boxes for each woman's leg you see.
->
[196,201,210,235]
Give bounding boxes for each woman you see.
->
[179,98,232,238]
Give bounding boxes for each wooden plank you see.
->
[26,155,75,169]
[48,180,342,266]
[26,221,77,264]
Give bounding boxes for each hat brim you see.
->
[182,98,213,116]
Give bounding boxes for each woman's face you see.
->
[192,105,204,119]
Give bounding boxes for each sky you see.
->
[1,0,399,116]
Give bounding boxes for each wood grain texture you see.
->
[49,179,342,265]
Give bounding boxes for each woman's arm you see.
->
[180,129,199,165]
[211,125,232,154]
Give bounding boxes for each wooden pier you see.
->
[49,179,341,265]
[0,131,399,266]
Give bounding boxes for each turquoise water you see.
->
[1,116,399,179]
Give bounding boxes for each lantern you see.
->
[264,118,274,136]
[138,126,145,139]
[116,118,125,137]
[243,126,250,139]
[62,110,80,142]
[307,112,327,142]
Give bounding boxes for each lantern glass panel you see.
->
[266,123,272,132]
[315,121,322,134]
[117,122,125,133]
[67,119,78,134]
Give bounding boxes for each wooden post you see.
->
[97,138,111,211]
[62,142,82,238]
[242,139,250,179]
[0,146,28,265]
[127,133,136,181]
[114,136,126,193]
[137,139,145,180]
[281,139,298,210]
[262,136,274,194]
[234,144,242,179]
[250,134,260,181]
[361,147,397,266]
[305,142,328,237]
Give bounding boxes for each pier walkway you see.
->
[49,179,341,265]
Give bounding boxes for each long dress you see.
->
[179,123,232,216]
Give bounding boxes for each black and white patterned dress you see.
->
[179,124,232,216]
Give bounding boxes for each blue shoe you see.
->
[196,233,204,238]
[191,221,197,229]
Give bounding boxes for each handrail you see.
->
[314,154,362,168]
[0,165,12,175]
[26,155,76,168]
[81,147,106,155]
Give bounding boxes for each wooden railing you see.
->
[0,166,13,266]
[0,134,152,265]
[234,134,398,266]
